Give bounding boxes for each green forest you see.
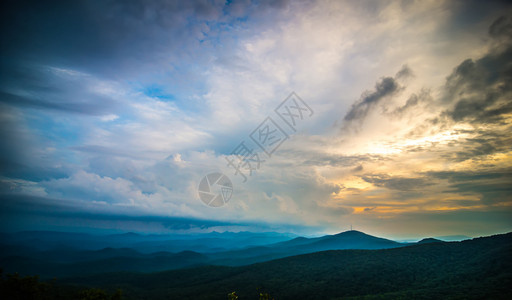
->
[2,233,511,299]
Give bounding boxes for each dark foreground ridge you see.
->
[59,232,511,300]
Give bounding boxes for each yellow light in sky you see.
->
[363,128,468,155]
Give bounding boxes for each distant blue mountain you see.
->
[277,230,402,251]
[417,237,444,244]
[59,232,512,300]
[0,230,295,252]
[435,235,471,241]
[0,229,474,278]
[209,230,404,266]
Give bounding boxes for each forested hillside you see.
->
[58,232,512,300]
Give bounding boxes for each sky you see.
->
[1,0,511,239]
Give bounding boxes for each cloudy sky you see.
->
[1,0,511,239]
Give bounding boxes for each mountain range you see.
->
[60,232,512,299]
[2,230,447,278]
[1,230,510,299]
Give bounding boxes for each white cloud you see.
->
[99,114,119,122]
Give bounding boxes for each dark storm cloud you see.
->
[361,174,431,191]
[351,165,364,172]
[0,0,224,71]
[442,16,512,124]
[0,62,122,180]
[450,132,512,162]
[489,15,512,40]
[392,89,432,117]
[0,63,121,115]
[344,77,400,121]
[0,193,243,230]
[0,107,26,173]
[343,65,411,124]
[0,103,73,181]
[301,153,378,168]
[394,64,413,80]
[428,170,512,205]
[0,193,315,233]
[0,0,290,77]
[0,90,118,116]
